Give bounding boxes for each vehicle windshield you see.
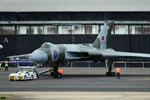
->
[19,68,33,72]
[41,43,49,48]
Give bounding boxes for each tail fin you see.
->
[92,21,114,49]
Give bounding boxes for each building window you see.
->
[115,25,128,34]
[58,26,71,34]
[31,26,43,35]
[143,25,150,34]
[17,26,30,35]
[2,26,15,35]
[129,25,141,34]
[72,25,85,34]
[86,25,99,34]
[44,25,57,34]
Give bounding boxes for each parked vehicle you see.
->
[9,66,38,81]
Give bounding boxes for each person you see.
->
[58,68,63,74]
[36,72,39,79]
[5,61,8,71]
[0,63,1,70]
[58,68,63,78]
[116,67,121,79]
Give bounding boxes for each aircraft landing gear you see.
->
[106,68,115,76]
[51,71,61,78]
[105,59,115,76]
[52,63,62,78]
[54,72,62,78]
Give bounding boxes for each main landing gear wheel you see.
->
[106,68,115,76]
[106,72,115,76]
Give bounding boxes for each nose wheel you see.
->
[54,72,62,78]
[51,71,62,78]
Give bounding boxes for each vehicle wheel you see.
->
[10,79,13,81]
[31,75,34,80]
[16,71,19,73]
[24,76,27,81]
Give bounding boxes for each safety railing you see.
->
[70,61,150,68]
[115,61,149,68]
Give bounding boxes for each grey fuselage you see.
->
[29,42,150,64]
[29,42,104,64]
[0,44,3,49]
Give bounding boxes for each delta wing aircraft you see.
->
[7,21,150,78]
[0,44,3,49]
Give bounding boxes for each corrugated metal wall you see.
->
[1,34,150,58]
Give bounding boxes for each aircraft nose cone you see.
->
[0,45,3,49]
[30,49,48,63]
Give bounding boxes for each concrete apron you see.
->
[0,92,150,100]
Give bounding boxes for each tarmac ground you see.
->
[0,67,150,100]
[0,92,150,100]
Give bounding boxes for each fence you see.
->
[70,61,150,68]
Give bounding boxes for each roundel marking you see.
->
[54,50,58,59]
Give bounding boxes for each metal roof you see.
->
[0,0,150,11]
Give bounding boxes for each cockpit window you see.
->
[41,43,49,48]
[41,42,54,48]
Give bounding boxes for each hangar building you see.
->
[0,0,150,67]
